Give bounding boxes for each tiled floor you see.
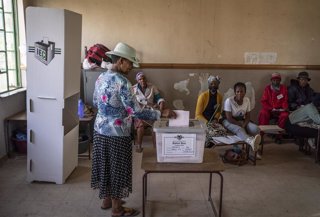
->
[0,136,320,217]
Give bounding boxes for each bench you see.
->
[259,125,286,155]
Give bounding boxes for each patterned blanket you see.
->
[205,122,228,147]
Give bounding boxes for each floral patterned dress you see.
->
[91,69,160,199]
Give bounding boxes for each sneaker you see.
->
[245,134,261,152]
[256,153,262,160]
[307,138,316,149]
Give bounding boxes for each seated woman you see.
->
[195,75,223,124]
[285,93,320,149]
[222,82,261,152]
[132,71,165,153]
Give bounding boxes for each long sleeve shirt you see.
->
[132,82,165,109]
[288,80,314,111]
[195,90,222,123]
[93,70,160,136]
[261,84,288,111]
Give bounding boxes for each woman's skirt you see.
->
[91,131,132,199]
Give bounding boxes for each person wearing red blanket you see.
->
[258,72,289,129]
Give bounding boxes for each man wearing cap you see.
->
[91,42,176,217]
[132,71,165,153]
[195,75,223,123]
[288,71,315,111]
[258,72,289,128]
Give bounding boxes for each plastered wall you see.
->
[26,0,320,121]
[126,69,320,122]
[27,0,320,64]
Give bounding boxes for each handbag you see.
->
[222,148,247,166]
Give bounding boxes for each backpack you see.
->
[85,44,111,66]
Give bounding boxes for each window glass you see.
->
[5,32,14,50]
[3,0,12,12]
[7,50,15,69]
[0,32,5,50]
[8,69,17,89]
[0,11,4,29]
[0,52,6,71]
[4,12,13,31]
[0,73,8,92]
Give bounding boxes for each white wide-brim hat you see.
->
[106,42,140,68]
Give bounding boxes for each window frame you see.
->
[0,0,22,95]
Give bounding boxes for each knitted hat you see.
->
[271,72,281,80]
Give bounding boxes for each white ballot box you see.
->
[153,119,206,163]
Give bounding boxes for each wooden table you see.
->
[141,148,225,217]
[4,111,94,159]
[78,115,95,159]
[4,111,27,157]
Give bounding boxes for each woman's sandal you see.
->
[101,199,126,210]
[112,207,140,217]
[135,146,143,153]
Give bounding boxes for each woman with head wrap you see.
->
[132,71,165,153]
[195,75,223,123]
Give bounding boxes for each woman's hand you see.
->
[161,109,177,119]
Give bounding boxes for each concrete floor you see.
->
[0,136,320,217]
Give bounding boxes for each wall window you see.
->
[0,0,21,94]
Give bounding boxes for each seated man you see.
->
[258,72,289,129]
[288,71,315,111]
[195,75,223,124]
[285,93,320,149]
[132,72,165,152]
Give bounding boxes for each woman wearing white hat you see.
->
[91,42,176,217]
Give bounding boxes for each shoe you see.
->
[135,145,143,153]
[256,153,262,160]
[112,207,140,217]
[308,138,316,149]
[245,134,261,152]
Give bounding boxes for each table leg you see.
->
[208,172,224,217]
[4,120,9,155]
[142,172,148,217]
[4,120,14,157]
[88,143,91,160]
[316,129,320,163]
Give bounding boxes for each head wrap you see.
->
[208,75,221,85]
[136,71,145,81]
